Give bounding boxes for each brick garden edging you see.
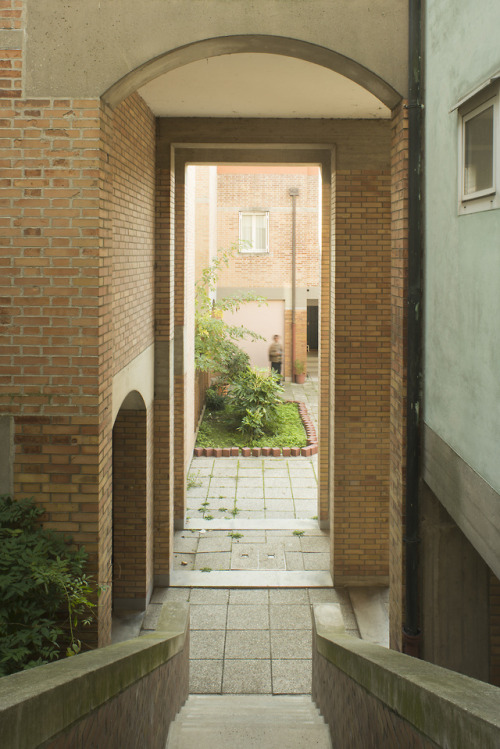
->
[193,400,317,458]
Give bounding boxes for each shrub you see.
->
[230,367,284,437]
[205,385,226,411]
[0,495,98,676]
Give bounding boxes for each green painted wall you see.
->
[424,0,500,492]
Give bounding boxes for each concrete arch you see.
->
[103,35,402,111]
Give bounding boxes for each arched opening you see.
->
[112,391,151,623]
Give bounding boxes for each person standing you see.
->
[268,334,283,381]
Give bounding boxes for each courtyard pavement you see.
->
[130,358,388,694]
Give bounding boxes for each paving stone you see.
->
[257,548,286,570]
[284,551,305,570]
[207,487,237,499]
[174,553,195,570]
[229,589,269,605]
[235,499,265,511]
[265,511,295,519]
[231,546,259,570]
[186,487,209,498]
[272,659,312,694]
[264,477,292,487]
[237,477,264,487]
[237,468,264,477]
[172,536,199,553]
[222,659,272,694]
[142,603,162,630]
[197,537,232,553]
[194,552,231,570]
[307,588,338,604]
[302,552,330,571]
[293,491,319,501]
[263,499,294,512]
[234,534,266,544]
[227,604,269,629]
[269,589,309,604]
[150,587,190,603]
[265,535,301,551]
[202,498,235,510]
[224,629,270,659]
[209,477,238,488]
[270,630,312,659]
[264,487,293,499]
[269,604,312,630]
[190,604,228,630]
[300,536,330,553]
[190,660,223,694]
[236,487,265,500]
[190,588,230,605]
[190,630,226,659]
[289,477,317,487]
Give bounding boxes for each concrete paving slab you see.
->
[265,488,293,499]
[224,629,270,659]
[231,546,259,570]
[207,487,237,499]
[235,499,265,510]
[269,589,309,604]
[237,477,264,487]
[197,537,232,553]
[190,588,230,605]
[222,659,272,694]
[150,587,191,604]
[264,477,292,487]
[190,660,223,694]
[186,487,209,498]
[285,551,305,570]
[194,551,231,570]
[257,548,286,570]
[303,553,331,571]
[270,630,312,659]
[269,604,312,630]
[226,604,269,630]
[184,518,320,531]
[190,630,226,659]
[272,659,312,694]
[307,589,338,604]
[174,553,195,570]
[300,536,330,553]
[229,589,269,604]
[293,490,319,501]
[190,604,228,630]
[170,570,333,587]
[174,536,199,553]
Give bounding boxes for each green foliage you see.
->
[230,367,284,437]
[0,495,98,676]
[205,385,226,412]
[294,359,305,375]
[196,401,307,449]
[195,245,264,377]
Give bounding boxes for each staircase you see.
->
[166,695,332,748]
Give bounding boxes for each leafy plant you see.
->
[230,367,284,437]
[0,495,98,676]
[294,359,306,375]
[200,567,212,573]
[195,245,264,378]
[187,471,202,489]
[205,386,226,412]
[293,530,305,537]
[228,531,243,540]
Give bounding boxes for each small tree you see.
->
[195,245,264,378]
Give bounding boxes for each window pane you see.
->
[255,215,267,250]
[464,105,494,195]
[241,215,253,245]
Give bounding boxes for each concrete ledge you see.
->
[312,604,500,749]
[0,603,189,749]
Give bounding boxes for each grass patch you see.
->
[196,401,307,449]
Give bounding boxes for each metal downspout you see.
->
[289,188,299,379]
[403,0,424,656]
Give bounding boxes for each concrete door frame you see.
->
[168,143,334,545]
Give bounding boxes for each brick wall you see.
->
[110,93,155,374]
[389,102,409,650]
[333,169,392,582]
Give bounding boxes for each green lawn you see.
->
[196,401,307,449]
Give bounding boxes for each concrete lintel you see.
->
[313,610,500,749]
[112,344,154,425]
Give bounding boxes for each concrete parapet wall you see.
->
[0,603,189,749]
[312,604,500,749]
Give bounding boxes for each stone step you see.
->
[166,695,332,749]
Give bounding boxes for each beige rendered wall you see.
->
[222,301,285,371]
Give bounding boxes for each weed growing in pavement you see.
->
[228,531,243,539]
[293,530,305,537]
[200,567,212,573]
[187,471,202,489]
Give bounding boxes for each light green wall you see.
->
[424,0,500,491]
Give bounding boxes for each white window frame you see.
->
[458,83,500,214]
[238,211,269,253]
